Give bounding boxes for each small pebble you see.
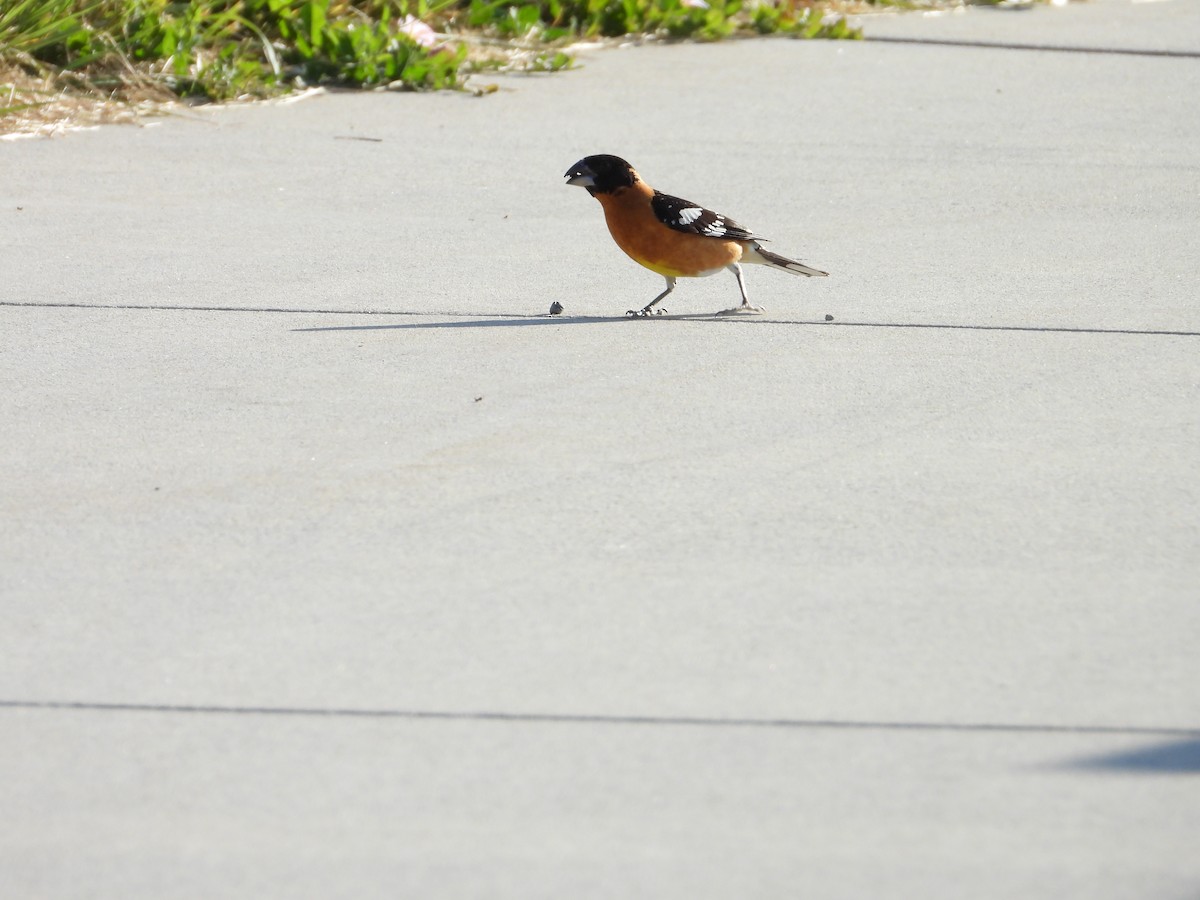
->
[549,302,564,316]
[825,314,834,322]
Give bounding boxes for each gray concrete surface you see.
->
[2,0,1199,896]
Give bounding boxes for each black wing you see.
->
[651,191,759,241]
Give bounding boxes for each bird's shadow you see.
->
[292,312,757,332]
[291,314,1200,337]
[1062,737,1200,774]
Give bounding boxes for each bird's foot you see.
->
[716,304,765,316]
[626,308,668,318]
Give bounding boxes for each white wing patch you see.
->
[651,190,759,242]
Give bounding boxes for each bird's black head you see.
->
[564,154,639,196]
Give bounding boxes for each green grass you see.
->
[1,0,861,121]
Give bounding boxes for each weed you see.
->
[1,0,863,132]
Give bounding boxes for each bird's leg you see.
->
[717,263,765,316]
[629,276,675,317]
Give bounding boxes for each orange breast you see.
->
[597,185,744,278]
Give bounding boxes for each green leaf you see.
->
[299,0,327,53]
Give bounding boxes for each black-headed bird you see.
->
[565,154,827,316]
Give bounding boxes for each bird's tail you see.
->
[746,243,828,278]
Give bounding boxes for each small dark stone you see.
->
[549,302,564,316]
[825,314,834,322]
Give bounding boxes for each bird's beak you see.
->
[564,161,596,187]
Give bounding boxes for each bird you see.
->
[564,154,827,316]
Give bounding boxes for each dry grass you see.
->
[0,55,180,138]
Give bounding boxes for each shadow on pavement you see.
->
[293,317,1200,337]
[4,301,1195,337]
[1065,737,1200,774]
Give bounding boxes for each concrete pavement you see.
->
[2,0,1198,896]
